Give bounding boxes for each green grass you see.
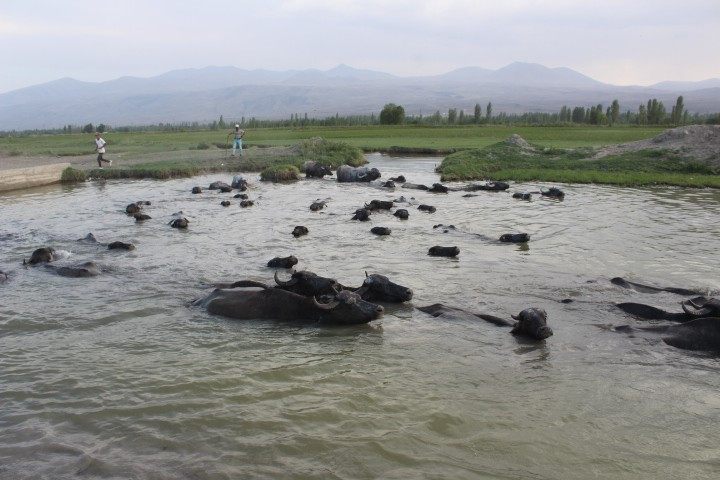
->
[60,167,86,183]
[260,164,300,182]
[438,140,720,187]
[0,125,666,157]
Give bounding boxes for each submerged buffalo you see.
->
[234,193,249,199]
[267,255,298,269]
[418,204,436,213]
[541,187,565,200]
[303,161,333,179]
[499,233,530,243]
[402,183,429,191]
[464,182,510,192]
[49,261,101,278]
[365,200,393,211]
[310,200,327,211]
[428,246,459,257]
[240,200,254,208]
[134,213,151,222]
[371,226,391,236]
[220,200,231,207]
[512,192,531,200]
[24,247,59,265]
[108,241,135,251]
[292,226,308,237]
[381,181,395,189]
[336,165,381,183]
[352,208,371,221]
[616,297,720,322]
[603,317,720,352]
[418,304,553,340]
[170,217,189,229]
[343,272,413,303]
[125,201,149,214]
[231,175,248,191]
[209,181,232,192]
[428,183,448,193]
[389,175,406,183]
[274,270,341,297]
[195,281,383,325]
[610,277,702,296]
[394,209,409,220]
[191,186,202,194]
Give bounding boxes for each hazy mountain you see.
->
[1,63,718,130]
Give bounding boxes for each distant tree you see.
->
[458,110,465,124]
[572,106,585,123]
[218,115,226,129]
[610,99,620,125]
[637,104,648,125]
[96,123,107,133]
[473,103,482,123]
[82,123,94,133]
[379,103,405,125]
[447,108,457,124]
[671,95,685,124]
[432,110,441,125]
[485,102,492,120]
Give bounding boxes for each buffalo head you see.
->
[511,308,553,340]
[681,297,720,318]
[275,270,340,297]
[355,272,413,303]
[313,290,384,325]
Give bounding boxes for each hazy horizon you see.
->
[2,0,719,94]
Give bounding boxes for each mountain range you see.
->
[1,62,718,130]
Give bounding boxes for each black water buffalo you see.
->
[499,233,530,243]
[428,183,448,193]
[195,281,383,325]
[402,183,429,190]
[352,208,371,221]
[389,175,406,183]
[77,233,98,243]
[108,241,135,251]
[221,200,231,207]
[170,217,189,229]
[24,247,58,265]
[191,186,202,194]
[49,261,101,278]
[616,297,719,322]
[418,204,436,213]
[292,226,309,237]
[240,200,254,208]
[464,181,510,192]
[209,181,232,192]
[231,175,248,191]
[274,270,340,297]
[433,224,456,233]
[234,193,249,200]
[603,317,720,352]
[125,203,143,214]
[303,161,333,179]
[428,246,459,257]
[512,192,531,200]
[267,256,298,269]
[310,200,327,211]
[611,277,702,296]
[418,304,553,340]
[394,209,409,220]
[371,227,391,236]
[541,187,565,199]
[347,272,413,303]
[365,200,394,211]
[381,181,395,188]
[134,213,151,221]
[336,165,381,183]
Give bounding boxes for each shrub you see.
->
[260,164,299,182]
[60,167,86,183]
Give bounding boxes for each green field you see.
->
[0,125,666,157]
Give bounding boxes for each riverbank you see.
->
[438,126,720,188]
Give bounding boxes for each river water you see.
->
[1,154,719,479]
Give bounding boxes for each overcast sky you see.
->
[1,0,719,93]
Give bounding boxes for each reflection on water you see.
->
[1,153,719,479]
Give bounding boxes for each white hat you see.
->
[235,124,240,128]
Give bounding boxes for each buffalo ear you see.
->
[365,271,369,278]
[511,314,520,321]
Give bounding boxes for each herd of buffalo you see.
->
[3,160,718,353]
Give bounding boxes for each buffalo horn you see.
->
[274,270,298,287]
[681,300,711,317]
[313,296,340,310]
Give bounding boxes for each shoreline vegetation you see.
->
[2,124,718,188]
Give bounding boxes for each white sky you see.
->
[1,0,719,92]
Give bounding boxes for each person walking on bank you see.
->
[94,132,112,168]
[231,124,245,156]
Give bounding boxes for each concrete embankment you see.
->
[0,163,70,193]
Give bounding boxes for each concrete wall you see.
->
[0,163,71,193]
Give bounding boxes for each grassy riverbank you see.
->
[438,140,720,187]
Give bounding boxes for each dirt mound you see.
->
[505,134,534,150]
[595,125,720,165]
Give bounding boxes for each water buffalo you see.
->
[170,217,189,229]
[464,181,510,192]
[603,317,720,352]
[209,181,232,192]
[292,226,309,237]
[402,183,429,191]
[499,233,530,243]
[433,224,456,233]
[191,186,202,194]
[77,233,98,243]
[50,261,101,278]
[134,213,151,222]
[336,165,381,183]
[418,204,436,213]
[394,209,409,220]
[274,270,340,297]
[428,246,459,257]
[512,192,531,200]
[615,297,719,322]
[389,175,406,183]
[381,181,395,189]
[231,175,248,191]
[267,256,298,269]
[234,193,249,200]
[310,200,327,211]
[240,200,254,208]
[610,277,702,296]
[541,187,565,200]
[303,161,333,179]
[428,183,448,193]
[220,201,231,207]
[352,208,371,221]
[371,227,391,236]
[347,272,413,303]
[195,282,383,325]
[125,203,143,214]
[24,247,58,265]
[365,200,394,211]
[108,241,135,251]
[418,304,553,340]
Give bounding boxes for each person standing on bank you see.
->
[94,132,112,168]
[231,124,245,156]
